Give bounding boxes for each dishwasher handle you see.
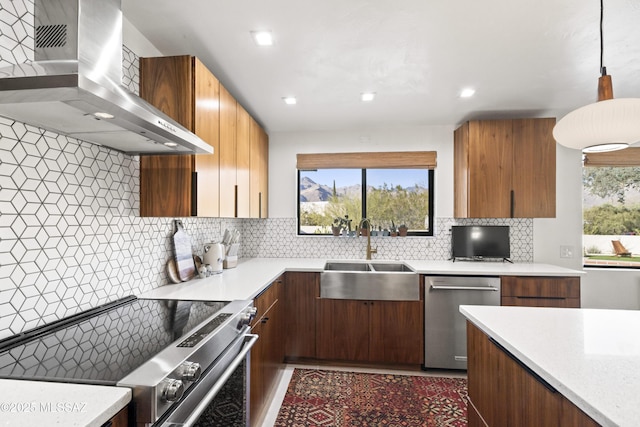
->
[430,285,499,291]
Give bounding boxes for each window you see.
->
[583,149,640,267]
[297,164,435,236]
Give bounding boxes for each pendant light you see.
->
[553,0,640,153]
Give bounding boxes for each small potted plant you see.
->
[398,224,408,237]
[331,218,342,236]
[359,220,369,236]
[390,221,398,237]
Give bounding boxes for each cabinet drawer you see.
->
[501,276,580,299]
[501,297,581,308]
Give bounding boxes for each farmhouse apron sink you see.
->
[320,261,419,301]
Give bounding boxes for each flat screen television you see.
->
[451,225,511,261]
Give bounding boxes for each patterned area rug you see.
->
[274,368,468,427]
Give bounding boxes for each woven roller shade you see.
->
[296,151,437,169]
[584,148,640,167]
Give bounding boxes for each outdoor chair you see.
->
[611,240,632,257]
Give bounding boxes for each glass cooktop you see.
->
[0,298,229,385]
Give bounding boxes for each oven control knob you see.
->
[239,307,258,327]
[176,361,201,382]
[160,378,184,402]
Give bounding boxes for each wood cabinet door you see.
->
[249,319,265,427]
[259,125,269,218]
[284,272,318,359]
[139,55,195,217]
[467,322,599,427]
[512,118,556,218]
[193,57,220,217]
[316,299,369,362]
[105,405,128,427]
[467,120,514,218]
[236,104,251,218]
[250,278,284,427]
[219,84,237,217]
[453,122,470,218]
[369,300,423,364]
[249,117,261,218]
[263,298,284,401]
[250,120,269,219]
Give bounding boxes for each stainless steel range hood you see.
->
[0,0,212,155]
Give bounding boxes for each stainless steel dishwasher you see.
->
[424,275,500,369]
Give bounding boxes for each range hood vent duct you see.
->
[0,0,212,155]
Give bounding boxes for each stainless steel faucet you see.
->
[359,218,377,260]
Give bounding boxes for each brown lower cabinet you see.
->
[250,276,284,427]
[501,276,581,308]
[284,272,319,360]
[316,299,423,365]
[467,322,599,427]
[103,405,128,427]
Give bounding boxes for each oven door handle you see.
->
[157,333,259,427]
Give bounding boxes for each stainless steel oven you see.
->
[0,296,258,427]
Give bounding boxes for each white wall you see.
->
[533,144,583,270]
[123,17,163,57]
[269,126,455,218]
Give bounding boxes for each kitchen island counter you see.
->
[0,379,130,427]
[461,305,640,427]
[139,258,582,302]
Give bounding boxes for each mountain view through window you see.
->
[298,168,433,236]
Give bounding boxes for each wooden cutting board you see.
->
[172,220,195,281]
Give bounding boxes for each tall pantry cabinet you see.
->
[138,55,269,218]
[454,118,556,218]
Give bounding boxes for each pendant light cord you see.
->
[600,0,606,76]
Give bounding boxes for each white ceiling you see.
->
[122,0,640,134]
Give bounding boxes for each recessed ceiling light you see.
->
[164,142,178,147]
[282,97,297,105]
[460,88,476,98]
[361,92,376,102]
[94,112,114,119]
[251,30,274,46]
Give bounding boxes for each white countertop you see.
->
[139,257,583,302]
[405,259,584,276]
[460,305,640,427]
[0,380,130,427]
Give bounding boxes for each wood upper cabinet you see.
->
[236,104,251,218]
[454,118,556,218]
[501,276,581,308]
[219,84,237,218]
[467,322,599,427]
[139,55,220,217]
[219,88,268,218]
[139,54,268,219]
[250,117,269,218]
